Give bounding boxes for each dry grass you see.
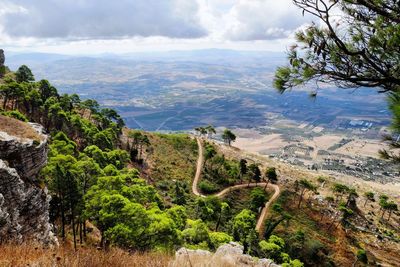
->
[0,115,41,142]
[0,243,172,267]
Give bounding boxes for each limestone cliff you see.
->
[0,119,57,245]
[0,49,5,77]
[0,49,4,67]
[170,242,281,267]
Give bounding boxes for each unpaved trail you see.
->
[192,137,280,233]
[192,138,205,197]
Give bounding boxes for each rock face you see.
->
[0,49,5,77]
[0,49,4,66]
[170,242,280,267]
[0,122,57,245]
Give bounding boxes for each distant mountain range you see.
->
[5,49,286,70]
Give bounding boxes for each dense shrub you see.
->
[199,180,219,194]
[1,110,28,122]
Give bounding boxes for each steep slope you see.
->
[0,115,57,245]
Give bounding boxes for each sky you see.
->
[0,0,313,54]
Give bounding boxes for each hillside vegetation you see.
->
[1,56,399,266]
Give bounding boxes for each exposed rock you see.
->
[170,242,280,267]
[0,49,5,77]
[0,123,48,182]
[0,122,57,246]
[0,49,4,66]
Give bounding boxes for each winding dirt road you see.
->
[192,138,280,233]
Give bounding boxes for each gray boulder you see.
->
[170,242,280,267]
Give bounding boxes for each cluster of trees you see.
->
[292,179,357,228]
[244,162,278,189]
[293,178,399,230]
[200,143,240,192]
[274,0,400,165]
[259,235,303,267]
[196,196,231,232]
[230,208,302,266]
[181,219,232,250]
[41,132,130,248]
[127,130,151,164]
[201,147,279,196]
[194,125,216,139]
[84,171,187,250]
[194,126,236,146]
[0,64,202,252]
[0,65,124,150]
[378,194,398,221]
[273,2,399,262]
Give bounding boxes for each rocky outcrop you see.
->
[0,122,57,245]
[0,123,48,182]
[0,49,4,66]
[170,242,280,267]
[0,49,5,77]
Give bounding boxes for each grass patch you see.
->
[0,242,171,267]
[147,133,197,183]
[0,115,42,142]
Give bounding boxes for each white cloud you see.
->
[0,0,207,39]
[221,0,309,41]
[0,0,314,53]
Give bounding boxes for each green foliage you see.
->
[0,65,6,78]
[202,149,240,190]
[281,259,304,267]
[103,164,119,176]
[274,0,400,164]
[232,209,256,250]
[93,131,114,150]
[221,128,236,145]
[248,163,261,184]
[150,133,198,182]
[364,191,375,202]
[173,181,187,205]
[15,65,34,83]
[265,167,278,183]
[296,179,317,208]
[259,235,303,265]
[199,180,219,194]
[204,143,217,162]
[380,92,400,163]
[250,187,267,211]
[196,196,220,221]
[84,145,108,167]
[1,110,28,122]
[259,239,282,262]
[49,132,77,156]
[85,172,185,250]
[182,219,210,246]
[301,239,326,263]
[332,183,349,195]
[317,176,326,184]
[357,249,368,264]
[239,159,247,176]
[274,1,400,93]
[105,149,130,169]
[209,232,233,249]
[0,64,124,151]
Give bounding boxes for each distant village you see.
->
[273,143,398,184]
